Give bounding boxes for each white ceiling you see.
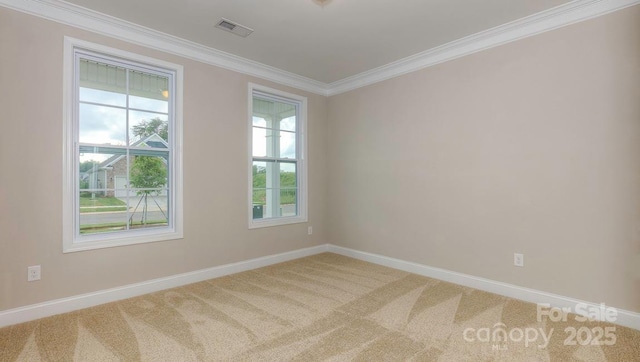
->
[61,0,572,84]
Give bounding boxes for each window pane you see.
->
[129,95,169,113]
[129,111,169,145]
[126,150,169,230]
[252,126,272,158]
[79,58,126,96]
[128,70,169,106]
[79,160,100,191]
[252,160,271,218]
[128,192,168,230]
[252,96,297,160]
[252,161,267,202]
[279,162,297,187]
[79,103,126,145]
[79,147,126,197]
[128,152,169,194]
[253,98,274,118]
[78,144,127,227]
[280,116,296,132]
[280,162,297,217]
[280,189,297,217]
[280,131,296,159]
[80,88,126,107]
[252,116,267,128]
[251,161,298,218]
[252,190,265,219]
[79,195,128,235]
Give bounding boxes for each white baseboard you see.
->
[0,244,329,328]
[327,245,640,331]
[2,243,638,331]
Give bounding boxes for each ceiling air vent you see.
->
[215,18,253,38]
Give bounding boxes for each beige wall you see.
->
[0,8,328,311]
[327,6,640,312]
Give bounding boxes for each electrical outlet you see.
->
[28,265,41,281]
[514,253,524,267]
[308,226,313,235]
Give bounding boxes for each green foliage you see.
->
[279,189,297,206]
[79,160,99,172]
[252,165,297,205]
[132,118,168,141]
[253,165,266,188]
[129,156,167,195]
[79,196,126,207]
[280,172,296,187]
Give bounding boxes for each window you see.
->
[63,38,183,252]
[249,84,307,228]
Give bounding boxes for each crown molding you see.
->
[1,0,638,97]
[327,0,640,95]
[0,0,330,96]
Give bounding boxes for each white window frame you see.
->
[63,37,183,253]
[248,83,308,229]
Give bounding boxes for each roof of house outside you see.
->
[89,133,168,170]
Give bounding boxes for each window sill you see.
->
[249,216,308,229]
[63,229,183,253]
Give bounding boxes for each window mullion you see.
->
[125,69,131,230]
[272,112,281,217]
[295,107,301,211]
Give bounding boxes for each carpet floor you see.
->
[0,253,639,361]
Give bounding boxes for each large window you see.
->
[249,84,307,228]
[63,38,183,252]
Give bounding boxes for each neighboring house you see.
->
[85,133,168,197]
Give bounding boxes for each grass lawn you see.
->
[80,196,126,207]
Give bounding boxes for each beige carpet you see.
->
[1,253,638,361]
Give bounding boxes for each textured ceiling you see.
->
[62,0,572,83]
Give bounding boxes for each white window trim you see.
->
[63,37,183,253]
[248,83,308,229]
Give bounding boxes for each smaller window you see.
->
[249,84,307,228]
